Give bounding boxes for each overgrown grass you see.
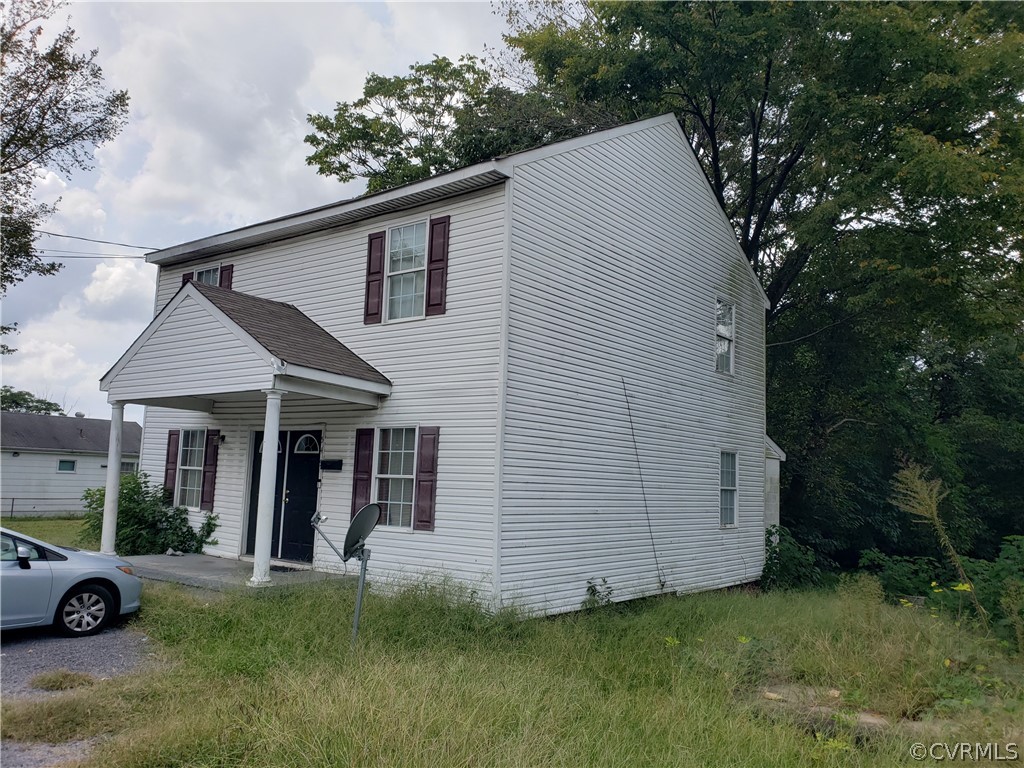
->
[2,576,1021,767]
[29,670,96,692]
[2,516,93,548]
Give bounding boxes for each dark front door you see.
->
[246,430,322,563]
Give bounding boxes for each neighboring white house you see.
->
[99,114,783,615]
[1,412,141,517]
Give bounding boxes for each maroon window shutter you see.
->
[364,232,386,324]
[351,428,375,518]
[413,426,440,531]
[182,273,193,287]
[425,216,450,316]
[200,429,220,511]
[218,264,234,290]
[164,430,180,500]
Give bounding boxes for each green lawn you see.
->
[3,516,94,549]
[2,577,1021,767]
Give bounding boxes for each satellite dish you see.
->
[343,503,380,562]
[310,503,381,648]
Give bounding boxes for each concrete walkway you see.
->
[126,553,345,590]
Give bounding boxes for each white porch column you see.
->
[249,389,283,587]
[100,402,124,555]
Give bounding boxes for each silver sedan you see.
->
[0,527,142,637]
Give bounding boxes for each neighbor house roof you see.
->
[1,411,142,454]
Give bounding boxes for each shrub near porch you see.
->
[2,578,1021,767]
[80,473,217,555]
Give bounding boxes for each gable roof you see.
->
[190,283,391,386]
[1,411,142,454]
[144,114,768,307]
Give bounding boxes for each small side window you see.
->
[715,299,735,374]
[57,459,77,473]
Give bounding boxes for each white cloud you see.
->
[6,1,508,423]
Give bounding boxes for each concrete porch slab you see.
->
[126,553,344,591]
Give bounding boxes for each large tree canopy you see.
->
[0,385,63,414]
[502,1,1024,564]
[1,0,128,351]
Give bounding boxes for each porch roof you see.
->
[100,283,391,410]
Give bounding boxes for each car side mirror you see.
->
[16,546,31,569]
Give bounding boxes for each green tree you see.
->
[1,0,129,352]
[305,56,491,193]
[305,54,607,194]
[0,385,63,414]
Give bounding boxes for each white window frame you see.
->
[716,298,735,374]
[56,459,77,473]
[193,266,220,286]
[293,434,320,454]
[384,221,428,323]
[120,460,138,475]
[720,451,738,528]
[372,426,419,528]
[175,428,207,509]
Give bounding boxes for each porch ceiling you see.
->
[100,283,391,411]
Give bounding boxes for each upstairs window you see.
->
[194,266,220,285]
[386,222,427,321]
[57,459,77,473]
[182,264,233,290]
[716,299,735,373]
[720,451,737,527]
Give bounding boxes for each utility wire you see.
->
[37,230,157,250]
[621,376,665,590]
[39,253,147,260]
[39,248,148,257]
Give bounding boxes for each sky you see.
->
[2,0,509,425]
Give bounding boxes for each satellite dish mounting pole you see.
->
[312,503,380,651]
[351,547,369,648]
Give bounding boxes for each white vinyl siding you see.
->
[502,119,767,614]
[1,450,140,515]
[142,184,506,575]
[105,295,273,402]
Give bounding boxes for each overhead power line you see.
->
[39,249,147,260]
[37,230,158,250]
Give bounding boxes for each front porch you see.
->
[127,553,347,591]
[99,282,392,587]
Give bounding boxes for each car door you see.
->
[0,533,54,627]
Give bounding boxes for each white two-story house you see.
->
[98,114,781,615]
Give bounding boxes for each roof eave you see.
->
[147,164,508,266]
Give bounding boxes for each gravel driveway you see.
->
[1,624,154,768]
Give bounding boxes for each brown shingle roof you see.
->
[192,283,390,386]
[1,411,142,454]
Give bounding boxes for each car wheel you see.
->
[55,583,114,637]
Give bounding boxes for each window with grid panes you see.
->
[386,223,426,320]
[176,429,206,508]
[720,451,737,527]
[716,299,735,373]
[194,267,220,286]
[375,427,417,527]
